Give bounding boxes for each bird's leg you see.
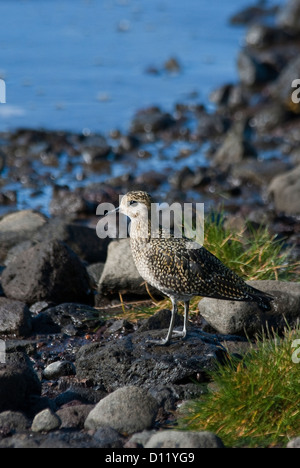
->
[172,301,189,339]
[147,298,177,346]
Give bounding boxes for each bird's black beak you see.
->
[104,206,120,217]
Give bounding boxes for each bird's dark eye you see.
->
[129,200,138,206]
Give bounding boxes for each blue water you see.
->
[0,0,278,135]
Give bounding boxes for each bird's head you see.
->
[119,191,154,219]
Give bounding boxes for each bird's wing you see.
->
[145,238,252,300]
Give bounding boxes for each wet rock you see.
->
[87,262,105,286]
[138,309,183,333]
[105,319,134,337]
[134,170,166,190]
[127,430,156,448]
[164,57,181,73]
[197,109,230,138]
[81,135,111,164]
[29,301,54,315]
[209,84,233,107]
[0,352,41,412]
[54,384,107,407]
[115,134,140,154]
[56,405,93,430]
[1,240,91,305]
[0,297,32,336]
[245,24,288,49]
[43,361,76,380]
[0,411,31,434]
[34,219,109,263]
[231,158,292,186]
[130,107,175,134]
[4,240,33,266]
[169,167,195,190]
[210,83,249,110]
[230,4,278,25]
[76,328,225,391]
[213,121,257,167]
[268,165,300,215]
[199,280,300,336]
[0,210,47,263]
[250,102,288,132]
[49,187,90,218]
[84,386,159,434]
[32,303,102,335]
[93,426,125,448]
[31,409,61,433]
[0,150,5,173]
[97,238,160,299]
[145,430,224,449]
[290,147,300,165]
[0,431,97,448]
[269,56,300,113]
[0,190,17,208]
[237,50,278,87]
[277,0,300,33]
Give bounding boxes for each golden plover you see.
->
[111,191,273,345]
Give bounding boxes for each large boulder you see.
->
[33,219,109,264]
[0,297,32,336]
[1,240,91,305]
[76,326,225,392]
[199,280,300,336]
[84,386,159,434]
[0,352,41,412]
[0,210,47,263]
[97,238,160,299]
[268,165,300,215]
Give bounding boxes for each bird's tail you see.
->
[249,287,274,311]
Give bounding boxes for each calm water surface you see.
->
[0,0,274,134]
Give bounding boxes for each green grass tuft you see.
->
[204,214,300,282]
[177,326,300,447]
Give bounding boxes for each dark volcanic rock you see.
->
[269,55,300,113]
[1,240,91,305]
[237,50,278,87]
[76,328,225,392]
[0,352,41,412]
[130,107,175,134]
[0,431,98,448]
[0,297,32,336]
[49,187,90,218]
[199,280,300,336]
[97,238,160,299]
[34,219,109,264]
[277,0,300,33]
[0,411,31,434]
[32,303,103,335]
[213,120,257,167]
[0,210,47,263]
[138,309,183,333]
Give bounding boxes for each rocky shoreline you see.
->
[1,0,300,449]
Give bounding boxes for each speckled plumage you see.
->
[118,191,273,345]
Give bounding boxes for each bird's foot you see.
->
[146,338,170,346]
[172,329,187,339]
[146,329,187,346]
